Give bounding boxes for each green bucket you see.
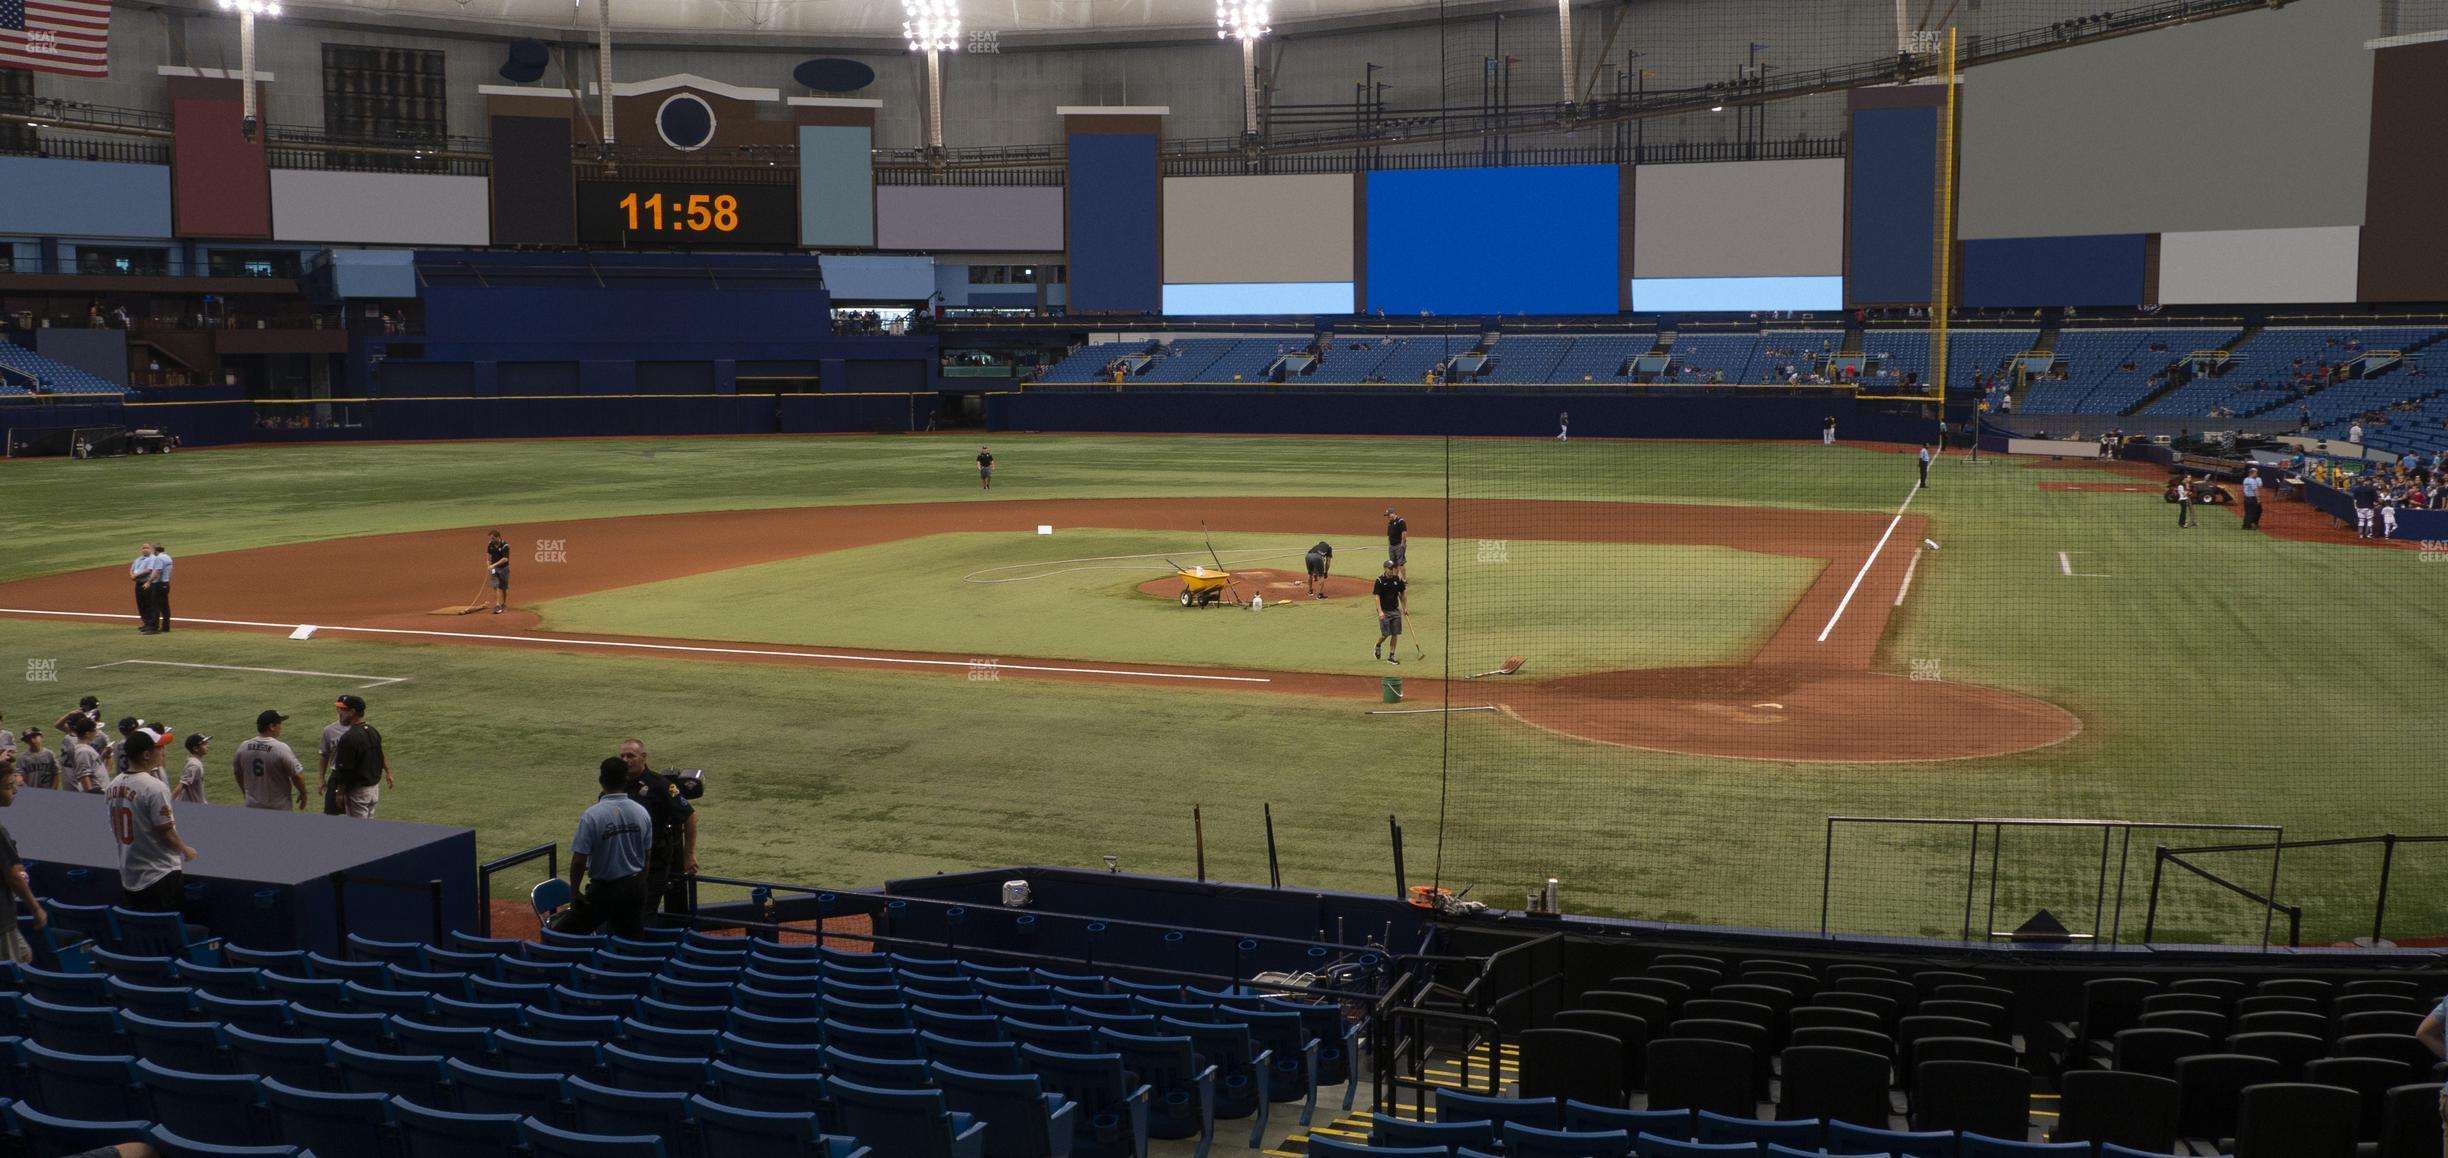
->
[1381,676,1404,703]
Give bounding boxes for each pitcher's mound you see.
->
[1133,568,1373,601]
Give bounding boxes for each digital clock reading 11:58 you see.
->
[574,181,796,246]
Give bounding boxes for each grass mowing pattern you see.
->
[1,435,2440,943]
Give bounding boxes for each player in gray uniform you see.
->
[175,733,211,804]
[233,710,308,811]
[15,730,57,791]
[106,729,197,913]
[317,709,350,813]
[65,718,107,793]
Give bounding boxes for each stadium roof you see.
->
[277,0,1446,42]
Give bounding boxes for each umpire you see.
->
[617,738,696,918]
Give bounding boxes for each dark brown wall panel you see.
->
[169,77,272,239]
[2359,41,2448,301]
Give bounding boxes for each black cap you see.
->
[123,730,158,759]
[115,715,139,735]
[185,733,210,751]
[78,695,98,710]
[336,694,367,714]
[18,727,38,740]
[257,710,289,731]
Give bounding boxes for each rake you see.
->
[1465,656,1528,680]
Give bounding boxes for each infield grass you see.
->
[2,435,2441,944]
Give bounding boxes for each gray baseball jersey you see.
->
[106,770,181,890]
[320,721,349,765]
[176,755,207,804]
[18,748,58,790]
[233,736,304,810]
[67,742,106,792]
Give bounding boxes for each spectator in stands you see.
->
[106,728,197,914]
[558,757,653,937]
[0,761,42,963]
[2349,421,2365,445]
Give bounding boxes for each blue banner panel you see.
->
[0,157,172,238]
[1162,282,1356,315]
[1847,105,1939,304]
[1364,166,1620,315]
[1959,233,2147,307]
[1066,133,1162,313]
[798,124,875,247]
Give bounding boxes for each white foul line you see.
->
[1817,481,1921,644]
[87,659,410,688]
[1893,546,1923,608]
[2059,550,2074,577]
[3,608,1272,685]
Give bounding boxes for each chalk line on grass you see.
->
[5,607,1272,685]
[1894,546,1923,608]
[2058,550,2110,578]
[87,659,410,689]
[1816,480,1921,644]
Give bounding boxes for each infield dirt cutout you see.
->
[0,496,2078,763]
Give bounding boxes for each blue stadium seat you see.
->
[260,973,350,1012]
[737,984,824,1017]
[427,996,526,1032]
[1373,1115,1497,1150]
[331,1040,453,1105]
[37,899,118,949]
[636,996,731,1033]
[105,978,196,1023]
[825,1019,923,1058]
[389,1017,498,1063]
[602,1042,713,1095]
[915,1008,1007,1041]
[389,967,473,1001]
[24,995,129,1054]
[1567,1103,1691,1140]
[1260,996,1363,1110]
[197,992,291,1034]
[1095,1029,1216,1151]
[823,1044,935,1089]
[922,1032,1025,1074]
[222,946,310,974]
[224,1027,332,1089]
[122,1010,227,1072]
[521,1009,622,1043]
[931,1062,1079,1158]
[498,958,580,986]
[519,1117,668,1158]
[1695,1111,1822,1149]
[709,1059,828,1115]
[1007,1018,1098,1052]
[1073,1010,1158,1036]
[521,944,595,969]
[444,1057,565,1121]
[447,933,525,958]
[9,1099,152,1154]
[568,1074,695,1143]
[976,979,1055,1000]
[1019,1044,1152,1158]
[659,961,743,987]
[1825,1120,1957,1156]
[722,1033,827,1071]
[343,981,432,1017]
[139,1058,273,1146]
[652,979,737,1010]
[104,911,209,964]
[304,953,387,986]
[690,1094,838,1158]
[494,1032,604,1077]
[1224,1006,1319,1120]
[1434,1089,1563,1133]
[346,935,426,968]
[178,963,268,1000]
[419,949,502,980]
[825,1077,988,1158]
[574,964,657,997]
[1306,1140,1444,1157]
[19,965,113,1005]
[390,1095,526,1158]
[619,1018,721,1058]
[1156,1016,1271,1139]
[959,961,1034,984]
[262,1077,393,1158]
[88,946,183,985]
[466,977,554,1009]
[1504,1121,1635,1158]
[146,1122,306,1156]
[1958,1135,2088,1156]
[1634,1135,1760,1157]
[728,1008,825,1045]
[19,1039,145,1119]
[553,986,640,1018]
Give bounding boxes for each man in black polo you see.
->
[1304,541,1333,600]
[485,530,511,615]
[1372,560,1408,665]
[1384,507,1408,580]
[617,737,697,919]
[324,694,393,818]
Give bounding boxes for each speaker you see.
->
[498,39,550,85]
[793,58,876,94]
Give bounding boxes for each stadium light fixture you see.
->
[1216,0,1268,138]
[903,0,960,153]
[215,0,280,141]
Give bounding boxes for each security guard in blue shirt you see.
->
[557,758,653,937]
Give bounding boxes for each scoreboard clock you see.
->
[575,181,797,246]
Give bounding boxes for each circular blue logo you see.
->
[656,93,716,152]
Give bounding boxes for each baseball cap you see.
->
[123,730,160,758]
[257,710,289,730]
[1384,507,1396,515]
[1383,559,1398,569]
[17,728,37,740]
[77,696,99,710]
[185,733,210,751]
[336,694,367,713]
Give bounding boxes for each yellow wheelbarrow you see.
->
[1174,565,1240,608]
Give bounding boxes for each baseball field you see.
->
[1,433,2438,945]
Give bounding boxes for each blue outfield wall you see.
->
[1959,234,2148,308]
[990,391,1940,443]
[1066,133,1163,313]
[102,392,933,446]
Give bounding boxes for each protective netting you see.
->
[1426,433,2448,947]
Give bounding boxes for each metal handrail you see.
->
[477,843,558,938]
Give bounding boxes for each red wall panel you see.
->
[170,76,272,239]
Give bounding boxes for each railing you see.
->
[330,871,448,946]
[0,136,172,165]
[477,843,558,938]
[1373,930,1564,1117]
[266,145,488,177]
[2142,833,2448,948]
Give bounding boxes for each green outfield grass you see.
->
[534,530,1820,676]
[2,435,2440,945]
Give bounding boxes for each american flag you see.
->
[0,0,111,77]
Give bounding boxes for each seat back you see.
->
[121,1010,226,1073]
[388,1095,525,1158]
[2051,1068,2177,1152]
[1503,1120,1634,1157]
[224,1027,332,1089]
[330,1040,452,1105]
[1642,1037,1752,1118]
[1910,1059,2030,1140]
[1372,1115,1497,1149]
[697,1090,838,1157]
[1518,1027,1626,1108]
[2174,1052,2282,1140]
[1775,1044,1889,1128]
[1432,1088,1562,1133]
[519,1118,668,1158]
[137,1058,269,1147]
[2378,1081,2445,1158]
[19,1039,143,1120]
[444,1058,566,1120]
[2110,1027,2211,1079]
[567,1074,694,1141]
[110,907,204,959]
[261,1076,393,1158]
[2304,1055,2414,1141]
[2235,1081,2359,1158]
[933,1063,1066,1158]
[708,1059,828,1116]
